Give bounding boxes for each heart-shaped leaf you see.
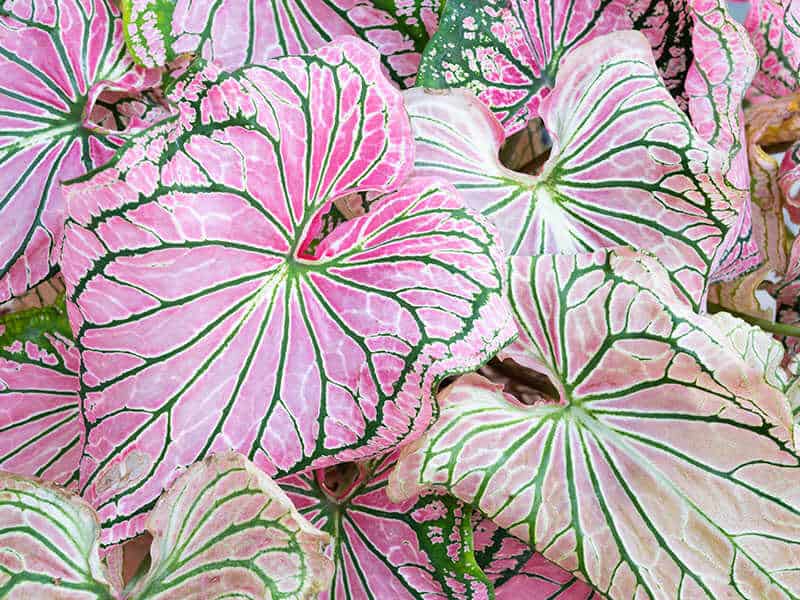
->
[126,452,333,599]
[0,0,165,302]
[0,471,115,599]
[417,0,694,136]
[61,39,515,546]
[409,31,735,308]
[472,517,600,599]
[0,295,81,486]
[744,0,800,99]
[122,0,443,87]
[389,248,800,598]
[280,453,492,599]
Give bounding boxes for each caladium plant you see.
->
[4,0,800,598]
[0,452,332,599]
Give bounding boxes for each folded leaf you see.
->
[122,0,443,87]
[281,453,492,599]
[126,452,333,599]
[61,39,515,546]
[0,296,81,486]
[0,471,116,599]
[389,248,800,598]
[409,31,735,308]
[0,0,163,302]
[417,0,693,136]
[684,0,759,282]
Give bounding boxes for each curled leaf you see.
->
[744,0,800,99]
[126,452,333,599]
[409,31,735,307]
[281,453,491,599]
[61,39,514,545]
[0,471,115,599]
[0,296,81,486]
[389,248,799,598]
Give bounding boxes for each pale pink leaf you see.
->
[126,452,333,599]
[0,471,117,598]
[60,40,515,546]
[417,0,694,136]
[280,453,492,600]
[409,32,736,308]
[389,248,799,598]
[122,0,444,87]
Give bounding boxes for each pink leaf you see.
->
[0,0,166,302]
[389,248,799,598]
[280,453,493,599]
[0,296,82,487]
[122,0,444,87]
[0,471,117,598]
[744,0,800,99]
[126,452,333,599]
[409,31,736,308]
[60,39,515,546]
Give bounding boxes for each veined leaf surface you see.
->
[0,295,81,486]
[61,39,515,546]
[416,0,693,136]
[0,0,162,302]
[744,0,800,99]
[126,452,333,600]
[472,517,601,599]
[409,31,734,308]
[0,471,115,599]
[122,0,443,87]
[389,248,800,598]
[280,453,492,599]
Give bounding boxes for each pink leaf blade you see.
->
[410,31,736,309]
[61,41,514,546]
[280,453,493,600]
[126,452,333,599]
[389,248,799,598]
[0,471,118,598]
[0,295,82,488]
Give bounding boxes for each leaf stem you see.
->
[707,303,800,337]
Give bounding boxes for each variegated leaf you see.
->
[472,517,601,599]
[416,0,693,136]
[125,452,333,599]
[61,40,515,546]
[0,274,65,315]
[0,471,116,599]
[0,295,81,486]
[408,32,734,308]
[0,0,164,302]
[389,248,800,598]
[744,0,800,99]
[122,0,443,87]
[280,453,492,599]
[781,138,800,221]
